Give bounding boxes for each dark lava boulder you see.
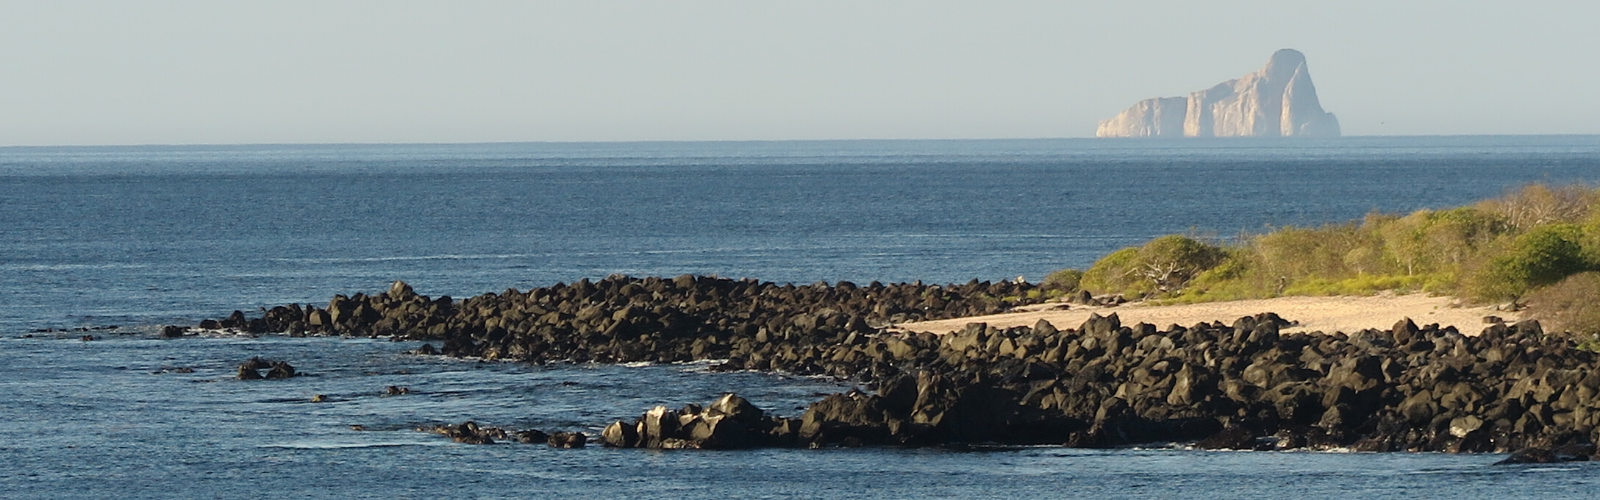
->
[515,429,549,444]
[236,357,300,380]
[264,361,297,379]
[1496,447,1559,465]
[799,390,890,445]
[547,431,587,448]
[429,421,501,445]
[608,393,781,450]
[601,421,639,448]
[1196,425,1265,451]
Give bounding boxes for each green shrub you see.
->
[1379,207,1507,278]
[1040,268,1083,294]
[1049,183,1600,306]
[1577,210,1600,266]
[1469,223,1589,301]
[1524,271,1600,340]
[1281,273,1435,296]
[1080,247,1138,294]
[1081,236,1224,298]
[1254,224,1372,283]
[1184,252,1265,295]
[1341,245,1386,277]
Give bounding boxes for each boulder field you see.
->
[197,276,1600,458]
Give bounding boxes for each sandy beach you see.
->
[897,293,1518,336]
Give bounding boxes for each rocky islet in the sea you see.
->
[192,276,1600,462]
[1096,48,1341,138]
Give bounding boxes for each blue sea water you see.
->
[4,136,1600,498]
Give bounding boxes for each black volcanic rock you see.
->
[212,277,1600,456]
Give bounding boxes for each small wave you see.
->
[1403,467,1489,475]
[272,253,545,264]
[891,233,1116,240]
[259,440,445,449]
[1,263,151,271]
[1162,444,1361,454]
[1125,442,1188,451]
[1518,466,1583,473]
[675,358,726,366]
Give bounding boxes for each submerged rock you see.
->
[515,429,549,444]
[547,431,587,449]
[235,357,299,380]
[424,421,513,445]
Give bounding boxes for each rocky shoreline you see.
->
[191,276,1600,462]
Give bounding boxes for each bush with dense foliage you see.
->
[1054,184,1600,308]
[1040,268,1083,295]
[1523,272,1600,343]
[1467,223,1588,300]
[1080,235,1226,298]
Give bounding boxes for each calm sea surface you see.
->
[4,136,1600,498]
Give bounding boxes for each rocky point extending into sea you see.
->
[187,275,1600,464]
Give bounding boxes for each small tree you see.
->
[1479,184,1597,231]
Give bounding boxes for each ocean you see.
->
[4,136,1600,498]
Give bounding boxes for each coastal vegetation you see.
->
[186,183,1600,459]
[1046,184,1600,335]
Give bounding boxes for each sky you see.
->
[2,1,1598,146]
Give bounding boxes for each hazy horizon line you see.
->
[5,133,1599,150]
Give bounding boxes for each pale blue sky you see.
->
[2,1,1597,146]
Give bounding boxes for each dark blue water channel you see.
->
[4,136,1600,498]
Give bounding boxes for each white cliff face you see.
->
[1095,97,1189,138]
[1096,49,1340,138]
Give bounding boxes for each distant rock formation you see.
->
[1097,49,1340,138]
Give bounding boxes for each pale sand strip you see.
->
[896,293,1518,336]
